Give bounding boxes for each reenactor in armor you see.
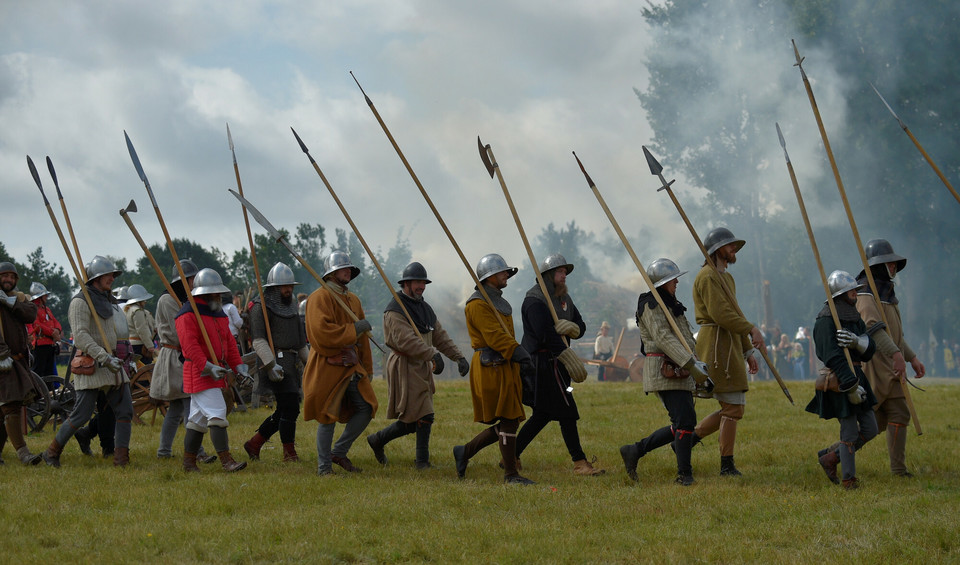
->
[124,284,156,364]
[302,251,377,476]
[453,253,536,484]
[27,281,62,377]
[855,239,925,477]
[243,262,309,463]
[366,261,468,469]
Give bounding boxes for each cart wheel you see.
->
[24,372,51,433]
[43,375,77,430]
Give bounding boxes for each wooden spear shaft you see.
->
[793,40,920,433]
[119,200,182,307]
[46,157,85,281]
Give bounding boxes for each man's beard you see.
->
[0,281,14,293]
[553,281,567,297]
[207,298,223,312]
[841,293,857,306]
[280,293,293,305]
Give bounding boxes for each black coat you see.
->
[520,291,585,419]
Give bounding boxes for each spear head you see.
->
[571,151,596,188]
[27,156,50,205]
[642,146,663,175]
[229,189,285,243]
[46,156,64,199]
[124,130,159,208]
[226,123,238,165]
[775,123,791,164]
[868,82,908,130]
[477,136,495,178]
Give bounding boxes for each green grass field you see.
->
[2,378,958,563]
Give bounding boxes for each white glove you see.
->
[836,329,869,354]
[557,347,587,383]
[554,320,581,339]
[268,363,285,382]
[202,361,228,381]
[103,356,123,374]
[847,385,867,405]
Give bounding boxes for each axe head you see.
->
[642,146,663,176]
[477,136,495,178]
[122,199,138,214]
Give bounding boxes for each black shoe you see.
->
[415,460,432,470]
[75,429,92,456]
[453,445,467,479]
[367,434,387,466]
[719,455,742,477]
[675,473,695,486]
[504,474,536,485]
[620,444,640,482]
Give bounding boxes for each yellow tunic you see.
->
[464,297,525,424]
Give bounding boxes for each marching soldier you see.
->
[27,281,62,377]
[453,253,536,484]
[855,239,925,477]
[366,261,468,470]
[124,284,156,364]
[0,262,43,465]
[302,251,377,476]
[691,228,766,477]
[514,253,603,476]
[243,262,309,463]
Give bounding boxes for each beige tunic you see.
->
[638,302,697,393]
[383,310,463,423]
[856,294,915,404]
[69,296,129,390]
[125,304,156,347]
[150,293,189,400]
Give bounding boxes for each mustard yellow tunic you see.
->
[464,297,525,424]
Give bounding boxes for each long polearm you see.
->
[792,40,920,432]
[642,146,794,405]
[869,83,960,206]
[118,200,182,306]
[27,156,117,378]
[350,72,511,335]
[227,189,385,354]
[290,127,428,347]
[776,124,859,378]
[123,131,219,364]
[46,157,85,281]
[227,123,275,354]
[479,137,564,340]
[572,152,693,356]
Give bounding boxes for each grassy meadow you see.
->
[2,376,959,563]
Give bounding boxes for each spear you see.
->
[226,123,275,355]
[776,123,859,379]
[868,82,960,206]
[123,131,219,364]
[46,157,85,280]
[792,40,920,432]
[478,137,563,341]
[118,199,181,306]
[291,127,429,348]
[571,152,694,357]
[227,189,385,354]
[27,156,116,378]
[642,146,794,405]
[350,72,512,335]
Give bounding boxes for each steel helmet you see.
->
[30,282,50,300]
[322,251,360,280]
[191,268,230,296]
[113,286,130,302]
[85,255,122,282]
[827,270,864,298]
[124,284,154,306]
[646,258,687,288]
[475,253,518,282]
[264,262,300,287]
[864,239,907,272]
[538,253,574,276]
[703,227,746,256]
[171,259,199,284]
[397,262,431,285]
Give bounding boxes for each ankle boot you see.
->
[244,432,267,460]
[282,443,299,462]
[415,421,432,469]
[183,452,201,472]
[620,444,642,481]
[842,476,859,490]
[720,455,742,476]
[42,439,63,468]
[183,428,204,472]
[573,457,605,476]
[17,446,43,465]
[113,447,130,467]
[453,426,498,479]
[218,451,247,472]
[818,449,840,484]
[367,421,414,466]
[498,423,534,484]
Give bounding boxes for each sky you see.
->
[1,0,685,297]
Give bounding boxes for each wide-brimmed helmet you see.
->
[124,284,154,306]
[322,251,361,281]
[398,261,431,285]
[30,282,50,300]
[191,268,230,296]
[704,227,745,256]
[827,270,864,298]
[85,255,122,282]
[475,253,518,282]
[646,258,687,288]
[864,239,907,272]
[539,253,574,276]
[264,262,300,287]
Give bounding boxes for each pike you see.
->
[27,156,117,378]
[478,137,564,340]
[118,200,182,306]
[776,123,860,379]
[45,157,85,279]
[792,40,920,432]
[228,189,385,354]
[351,72,511,334]
[642,145,794,405]
[123,131,219,365]
[291,127,430,348]
[868,82,960,206]
[227,123,275,355]
[572,152,694,357]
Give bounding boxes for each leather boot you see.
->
[842,476,859,490]
[573,457,605,476]
[244,432,267,460]
[183,428,204,472]
[282,443,299,462]
[720,455,742,476]
[113,447,130,467]
[4,412,42,465]
[499,422,534,485]
[818,448,840,484]
[218,451,247,472]
[453,426,498,479]
[42,439,63,468]
[366,420,413,466]
[414,420,432,470]
[887,423,912,477]
[182,452,201,473]
[17,446,43,465]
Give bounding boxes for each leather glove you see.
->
[684,358,711,384]
[202,361,228,381]
[511,346,536,379]
[836,329,869,354]
[431,352,444,375]
[354,319,372,336]
[557,347,587,383]
[103,356,123,374]
[457,357,470,377]
[0,354,13,372]
[0,291,15,308]
[847,385,867,405]
[554,320,580,339]
[268,362,285,383]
